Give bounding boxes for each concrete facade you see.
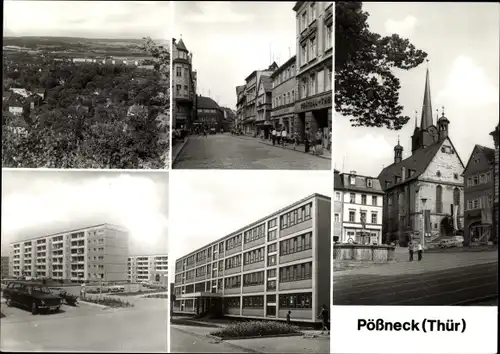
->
[293,1,333,143]
[9,224,129,283]
[492,125,500,243]
[128,254,169,285]
[1,256,9,280]
[173,194,331,323]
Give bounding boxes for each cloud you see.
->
[437,55,499,105]
[183,2,254,24]
[385,15,418,37]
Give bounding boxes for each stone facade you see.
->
[172,38,196,130]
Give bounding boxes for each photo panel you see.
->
[168,170,332,353]
[171,1,332,170]
[2,1,171,169]
[332,2,499,353]
[0,170,170,352]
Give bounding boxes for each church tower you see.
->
[437,107,450,140]
[411,66,438,154]
[394,136,403,164]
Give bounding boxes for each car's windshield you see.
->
[31,286,52,294]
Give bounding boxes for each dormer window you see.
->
[436,171,441,177]
[394,176,401,184]
[385,180,391,188]
[350,176,356,185]
[366,179,373,188]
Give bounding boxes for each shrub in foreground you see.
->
[81,295,134,308]
[210,320,301,339]
[144,294,168,299]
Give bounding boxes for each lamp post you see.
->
[421,198,428,248]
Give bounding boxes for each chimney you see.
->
[350,171,356,176]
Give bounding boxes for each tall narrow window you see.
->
[453,187,460,206]
[436,185,443,213]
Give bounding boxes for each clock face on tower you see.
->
[428,126,438,139]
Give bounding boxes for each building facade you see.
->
[173,194,331,323]
[378,69,465,246]
[1,256,9,280]
[270,55,298,136]
[491,124,500,243]
[195,95,224,131]
[128,254,169,285]
[333,170,343,243]
[255,76,273,138]
[235,85,246,130]
[172,37,197,130]
[337,172,384,244]
[293,1,333,144]
[9,224,129,283]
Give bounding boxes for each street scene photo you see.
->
[333,2,499,306]
[1,170,169,352]
[172,2,332,170]
[169,170,331,353]
[2,1,171,169]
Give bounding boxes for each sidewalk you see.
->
[172,138,188,164]
[233,134,331,160]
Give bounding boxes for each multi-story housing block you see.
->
[270,55,298,136]
[463,144,496,245]
[172,37,197,130]
[333,169,344,243]
[293,1,333,144]
[128,254,169,285]
[1,256,9,280]
[173,194,331,323]
[9,224,129,283]
[338,172,384,244]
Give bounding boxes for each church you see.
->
[378,68,465,246]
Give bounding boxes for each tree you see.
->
[335,2,428,130]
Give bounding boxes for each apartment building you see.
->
[338,172,384,244]
[1,256,9,280]
[128,254,169,285]
[270,55,298,136]
[293,1,333,144]
[173,194,331,323]
[463,144,495,245]
[255,75,273,138]
[9,224,129,283]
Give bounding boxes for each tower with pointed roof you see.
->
[172,37,197,130]
[394,136,403,164]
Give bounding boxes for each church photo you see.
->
[333,1,498,306]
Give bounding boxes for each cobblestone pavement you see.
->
[173,134,331,170]
[333,250,498,305]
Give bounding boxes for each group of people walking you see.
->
[268,127,332,156]
[408,242,424,261]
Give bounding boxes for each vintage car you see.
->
[2,281,62,315]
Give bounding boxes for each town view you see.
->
[2,1,170,169]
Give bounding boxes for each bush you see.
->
[210,321,301,339]
[80,295,134,308]
[143,294,168,299]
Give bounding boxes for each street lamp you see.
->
[421,198,428,248]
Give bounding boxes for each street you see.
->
[333,250,498,305]
[171,326,250,353]
[173,134,330,170]
[0,296,168,352]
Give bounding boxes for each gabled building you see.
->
[270,55,297,136]
[463,144,495,245]
[235,85,246,130]
[378,68,465,246]
[255,75,273,138]
[172,37,197,130]
[195,95,223,131]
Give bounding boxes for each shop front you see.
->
[294,92,332,142]
[271,105,295,135]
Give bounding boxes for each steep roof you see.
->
[176,38,188,52]
[420,67,433,129]
[340,173,384,194]
[463,144,495,173]
[334,170,343,191]
[236,85,246,96]
[197,95,220,110]
[259,76,272,92]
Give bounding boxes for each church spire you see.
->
[420,62,433,130]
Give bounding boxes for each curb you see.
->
[209,332,304,341]
[78,300,110,310]
[172,138,189,165]
[172,325,261,353]
[232,135,331,160]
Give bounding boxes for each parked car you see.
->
[109,285,125,293]
[2,281,62,315]
[438,239,456,248]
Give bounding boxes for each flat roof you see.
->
[9,223,128,245]
[176,193,331,262]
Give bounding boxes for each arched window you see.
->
[453,187,460,206]
[436,185,443,213]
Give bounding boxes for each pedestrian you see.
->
[408,242,414,261]
[281,128,287,147]
[315,130,323,155]
[317,304,330,335]
[286,310,291,325]
[81,282,86,298]
[417,243,423,261]
[293,132,299,150]
[271,128,277,145]
[328,130,332,152]
[305,127,311,153]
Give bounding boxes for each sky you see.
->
[3,1,171,40]
[168,170,332,271]
[1,171,169,257]
[174,1,297,109]
[334,2,499,177]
